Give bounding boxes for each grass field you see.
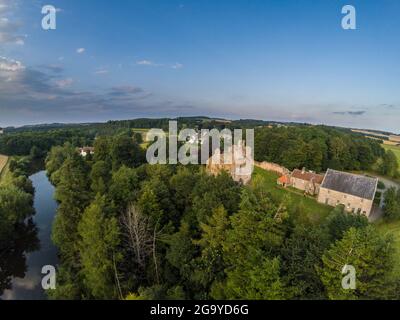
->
[383,144,400,168]
[252,167,332,224]
[0,154,9,180]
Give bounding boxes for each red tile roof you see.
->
[291,169,324,184]
[278,175,290,184]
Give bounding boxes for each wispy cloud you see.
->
[333,110,366,116]
[109,85,144,96]
[0,0,25,45]
[55,78,73,88]
[171,63,183,69]
[136,60,159,66]
[136,59,184,69]
[94,68,109,75]
[0,56,25,71]
[76,48,86,54]
[40,64,64,73]
[0,56,163,126]
[379,103,399,109]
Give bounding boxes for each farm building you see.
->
[276,168,324,196]
[317,169,378,217]
[290,168,324,196]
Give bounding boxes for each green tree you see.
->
[192,206,230,298]
[383,187,400,220]
[323,205,369,241]
[319,226,396,299]
[224,257,286,300]
[45,143,76,184]
[52,154,91,265]
[133,132,143,144]
[380,150,399,177]
[111,136,143,170]
[109,166,139,213]
[78,195,120,299]
[90,160,111,195]
[219,182,289,299]
[166,222,197,289]
[93,136,111,163]
[281,225,329,299]
[0,186,33,241]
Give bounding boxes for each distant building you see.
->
[78,147,94,157]
[317,169,378,217]
[0,128,3,134]
[290,168,324,196]
[206,142,253,185]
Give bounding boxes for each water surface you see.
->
[0,171,58,300]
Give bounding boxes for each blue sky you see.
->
[1,0,399,132]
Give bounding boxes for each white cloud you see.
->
[136,59,157,66]
[0,56,25,71]
[136,59,183,69]
[56,78,73,88]
[76,48,85,54]
[0,2,25,45]
[171,63,183,69]
[0,0,12,14]
[94,68,109,75]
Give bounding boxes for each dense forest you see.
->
[254,125,384,172]
[0,129,95,156]
[1,118,399,300]
[43,127,399,300]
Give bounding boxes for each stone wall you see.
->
[317,187,374,217]
[206,145,253,185]
[291,177,321,196]
[254,161,290,176]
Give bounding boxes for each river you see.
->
[0,171,58,300]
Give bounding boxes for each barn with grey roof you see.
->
[317,169,378,217]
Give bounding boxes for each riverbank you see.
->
[0,171,58,300]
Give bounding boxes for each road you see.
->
[368,174,400,222]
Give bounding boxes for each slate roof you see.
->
[291,169,324,184]
[321,169,378,200]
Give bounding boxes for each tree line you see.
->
[0,129,96,156]
[254,125,385,172]
[46,131,400,300]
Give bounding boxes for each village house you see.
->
[277,168,324,196]
[78,147,95,157]
[290,168,325,196]
[317,169,378,217]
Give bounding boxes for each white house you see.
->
[78,147,95,157]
